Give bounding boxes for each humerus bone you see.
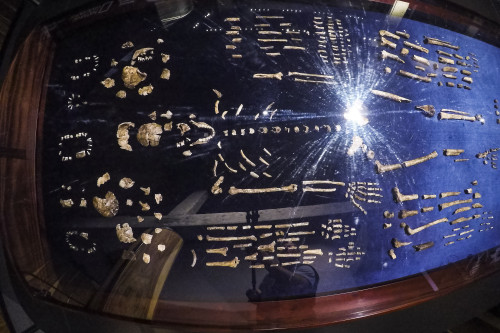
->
[403,41,428,53]
[413,241,434,251]
[228,184,297,195]
[439,198,473,210]
[443,149,464,156]
[399,210,418,219]
[440,191,460,198]
[370,89,411,102]
[379,30,400,40]
[392,187,418,203]
[253,72,283,80]
[439,112,476,122]
[206,247,228,256]
[381,50,405,63]
[206,257,240,268]
[424,37,459,50]
[392,238,412,248]
[206,235,257,242]
[399,70,431,82]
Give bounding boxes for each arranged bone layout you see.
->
[70,54,99,80]
[331,242,365,268]
[65,231,96,253]
[59,132,93,161]
[476,148,499,169]
[321,219,357,239]
[375,151,438,174]
[93,191,119,217]
[346,182,382,214]
[370,89,411,103]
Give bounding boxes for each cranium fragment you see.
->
[137,123,162,146]
[122,66,147,89]
[116,223,136,243]
[117,122,135,151]
[93,191,119,217]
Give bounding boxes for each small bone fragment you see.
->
[443,74,457,79]
[413,241,434,251]
[224,17,240,22]
[415,105,435,117]
[399,70,431,82]
[119,177,135,189]
[472,180,478,185]
[388,249,396,259]
[233,243,251,248]
[140,187,150,195]
[379,30,400,39]
[473,192,481,199]
[415,66,426,72]
[97,172,110,187]
[446,82,455,87]
[402,151,438,168]
[380,37,397,49]
[116,90,126,98]
[257,39,288,43]
[370,89,411,103]
[206,235,257,242]
[453,206,471,214]
[255,15,284,19]
[101,78,115,88]
[157,244,165,252]
[137,123,162,146]
[439,198,473,210]
[283,46,305,50]
[60,199,74,208]
[395,31,409,38]
[137,216,144,223]
[206,247,228,256]
[443,149,464,156]
[143,253,150,264]
[282,261,301,266]
[258,241,276,253]
[122,41,134,48]
[442,66,458,72]
[421,206,434,213]
[438,56,455,65]
[383,223,392,229]
[122,66,146,89]
[258,30,282,35]
[399,210,418,219]
[138,201,150,211]
[472,203,483,208]
[80,199,87,207]
[141,233,153,244]
[288,72,334,79]
[211,176,224,195]
[206,257,240,268]
[160,69,170,80]
[154,212,162,220]
[375,160,402,174]
[392,238,412,248]
[464,188,472,194]
[240,150,256,167]
[439,112,476,122]
[462,77,473,84]
[412,54,430,66]
[116,223,136,243]
[275,222,309,228]
[461,69,472,76]
[161,53,170,63]
[228,184,297,195]
[403,41,428,53]
[424,37,459,50]
[392,187,418,203]
[253,72,283,80]
[155,228,162,234]
[455,159,469,162]
[381,50,405,63]
[385,67,391,73]
[449,215,478,225]
[400,48,409,56]
[154,194,162,204]
[250,171,259,178]
[93,192,119,217]
[254,225,272,229]
[440,191,460,198]
[384,211,395,219]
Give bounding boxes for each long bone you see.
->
[402,151,438,168]
[189,120,215,146]
[424,37,459,50]
[206,247,228,256]
[392,238,412,248]
[288,72,334,79]
[371,89,411,103]
[438,56,455,65]
[253,72,283,80]
[440,191,461,198]
[443,149,464,156]
[395,31,409,38]
[399,210,418,219]
[206,257,240,268]
[392,187,418,203]
[379,30,400,39]
[413,241,434,251]
[380,50,405,63]
[403,41,428,53]
[439,198,473,210]
[412,55,430,66]
[401,218,448,235]
[399,70,431,82]
[438,112,476,122]
[228,184,297,195]
[258,241,276,252]
[206,235,257,242]
[449,214,480,225]
[380,37,397,49]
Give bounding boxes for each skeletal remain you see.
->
[371,89,411,103]
[122,66,146,89]
[97,172,110,187]
[60,199,73,208]
[160,69,170,80]
[116,90,126,98]
[388,249,396,260]
[421,206,434,213]
[473,193,481,199]
[412,55,430,66]
[283,46,305,50]
[403,151,438,168]
[440,191,460,198]
[206,235,257,242]
[142,253,151,264]
[347,136,363,156]
[462,77,473,84]
[402,218,448,235]
[453,206,471,214]
[399,70,431,82]
[253,72,283,80]
[438,56,455,65]
[303,249,323,256]
[137,123,162,147]
[416,105,435,117]
[233,243,251,248]
[437,50,453,57]
[93,192,119,217]
[461,69,472,76]
[442,66,458,72]
[101,78,115,88]
[116,223,136,243]
[439,198,473,210]
[415,66,426,72]
[392,187,418,203]
[384,211,395,219]
[400,48,409,56]
[443,74,457,79]
[385,67,392,74]
[140,187,150,195]
[161,53,169,63]
[137,216,144,223]
[472,203,483,208]
[446,82,455,87]
[141,233,153,244]
[403,41,428,53]
[275,222,309,228]
[424,37,459,50]
[258,241,276,253]
[381,50,405,63]
[380,37,396,49]
[228,184,297,195]
[392,238,412,248]
[399,210,418,219]
[256,15,284,19]
[439,112,476,122]
[154,212,162,220]
[211,176,224,195]
[379,30,400,40]
[449,214,479,225]
[138,201,150,211]
[288,72,334,79]
[443,149,464,156]
[119,177,135,189]
[413,241,434,251]
[206,247,228,256]
[441,109,471,115]
[80,199,87,207]
[383,223,392,229]
[206,257,240,268]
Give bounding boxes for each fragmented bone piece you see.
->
[379,30,400,40]
[443,74,457,79]
[403,41,428,53]
[60,199,74,208]
[416,105,435,117]
[424,37,459,50]
[381,50,405,63]
[160,69,170,80]
[449,215,477,225]
[412,55,430,66]
[415,65,426,72]
[453,206,471,215]
[80,198,87,207]
[388,249,396,260]
[101,78,115,88]
[139,201,150,211]
[206,257,240,268]
[400,48,409,56]
[399,210,418,219]
[240,150,256,167]
[440,191,460,198]
[136,123,162,147]
[402,151,438,168]
[138,84,153,96]
[157,244,165,252]
[402,218,448,235]
[97,172,110,187]
[473,192,481,199]
[370,89,411,103]
[141,233,153,244]
[154,212,162,220]
[206,235,257,242]
[439,198,473,211]
[383,223,392,229]
[439,112,476,122]
[442,66,458,73]
[143,253,150,264]
[375,160,402,174]
[116,223,136,243]
[228,184,297,195]
[93,191,119,217]
[380,37,397,49]
[137,216,144,223]
[437,50,453,57]
[392,187,418,203]
[421,206,434,213]
[443,149,464,156]
[385,67,392,74]
[140,187,150,195]
[392,238,412,248]
[211,176,224,195]
[122,66,147,89]
[384,211,395,219]
[461,69,472,76]
[438,56,455,65]
[413,241,434,251]
[472,203,483,208]
[161,53,170,63]
[206,247,228,256]
[395,31,409,38]
[446,82,455,87]
[119,177,135,189]
[155,194,162,204]
[462,77,473,84]
[399,70,431,82]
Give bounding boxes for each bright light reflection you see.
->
[344,99,369,126]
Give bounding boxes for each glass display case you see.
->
[1,0,500,331]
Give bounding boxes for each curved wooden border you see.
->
[1,5,500,332]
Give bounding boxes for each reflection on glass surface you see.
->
[2,0,500,328]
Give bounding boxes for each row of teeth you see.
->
[137,56,153,62]
[59,132,89,140]
[74,55,99,63]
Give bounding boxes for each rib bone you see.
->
[228,184,297,195]
[424,37,459,50]
[371,89,411,103]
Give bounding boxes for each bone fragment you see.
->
[439,198,473,210]
[403,41,428,53]
[473,193,481,199]
[395,31,409,38]
[160,69,170,80]
[381,50,405,63]
[288,72,334,79]
[141,233,153,244]
[437,50,453,57]
[415,66,426,72]
[233,243,252,248]
[383,223,392,229]
[206,235,257,242]
[116,223,136,243]
[412,54,430,66]
[413,241,434,251]
[303,180,345,186]
[250,171,259,178]
[421,206,434,213]
[206,257,240,268]
[462,77,473,84]
[380,37,396,49]
[154,212,162,220]
[400,48,409,56]
[439,112,476,122]
[97,172,110,187]
[303,249,323,256]
[293,78,334,84]
[388,249,396,259]
[385,67,391,74]
[453,206,471,214]
[384,211,395,219]
[440,191,461,198]
[443,149,464,156]
[449,214,480,225]
[379,30,400,39]
[472,203,483,208]
[446,82,455,87]
[256,15,284,19]
[415,105,435,117]
[399,210,418,219]
[142,253,150,264]
[211,176,224,195]
[424,37,459,50]
[228,184,297,195]
[443,74,457,79]
[258,241,276,252]
[392,238,412,248]
[392,187,418,203]
[93,192,119,217]
[402,151,438,168]
[206,247,228,256]
[253,72,283,80]
[232,54,242,59]
[257,39,288,43]
[399,70,431,82]
[370,89,411,103]
[442,66,458,73]
[283,46,306,50]
[438,56,455,65]
[461,69,472,76]
[240,150,256,167]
